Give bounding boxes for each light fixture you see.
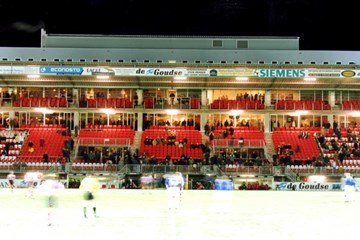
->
[96,75,110,79]
[27,74,40,79]
[101,108,115,114]
[34,108,54,114]
[351,111,360,117]
[230,110,243,116]
[290,110,309,116]
[303,77,317,81]
[235,77,249,81]
[166,109,178,115]
[174,76,187,80]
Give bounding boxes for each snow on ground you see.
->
[0,188,358,240]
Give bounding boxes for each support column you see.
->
[9,111,15,119]
[326,114,333,128]
[200,113,207,133]
[201,89,207,106]
[73,111,79,128]
[265,90,271,107]
[137,113,143,132]
[328,90,335,107]
[264,113,270,133]
[73,88,79,105]
[136,89,143,106]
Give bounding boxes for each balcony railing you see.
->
[212,139,266,148]
[0,163,357,177]
[77,138,130,146]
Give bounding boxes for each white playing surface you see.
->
[0,188,357,240]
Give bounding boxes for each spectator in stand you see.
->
[229,126,234,136]
[69,137,75,151]
[239,137,244,147]
[82,151,89,162]
[204,122,210,136]
[323,155,330,166]
[60,157,66,171]
[28,146,34,154]
[209,131,214,141]
[43,152,49,163]
[195,181,205,190]
[40,137,45,148]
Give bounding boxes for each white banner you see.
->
[0,65,359,78]
[0,179,68,188]
[273,182,342,191]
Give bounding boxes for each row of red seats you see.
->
[143,98,200,109]
[148,125,195,130]
[210,99,264,110]
[13,97,68,107]
[276,100,331,110]
[85,124,132,129]
[341,100,360,110]
[85,98,133,108]
[21,124,64,129]
[212,130,264,139]
[20,129,70,160]
[272,130,320,160]
[211,126,259,131]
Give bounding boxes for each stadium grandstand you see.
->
[1,29,360,189]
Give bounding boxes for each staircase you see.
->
[264,132,275,161]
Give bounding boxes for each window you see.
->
[237,40,248,49]
[213,40,223,47]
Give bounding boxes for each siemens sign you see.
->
[257,69,306,78]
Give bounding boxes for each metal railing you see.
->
[77,138,130,147]
[0,163,356,178]
[212,139,266,148]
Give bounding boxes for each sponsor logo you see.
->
[136,68,183,76]
[209,69,218,76]
[341,70,356,77]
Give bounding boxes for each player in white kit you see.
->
[342,172,357,202]
[6,171,16,193]
[39,175,65,226]
[165,172,185,210]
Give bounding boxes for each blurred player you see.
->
[39,174,65,226]
[79,174,100,218]
[24,172,40,198]
[6,171,16,192]
[165,172,185,210]
[342,172,357,202]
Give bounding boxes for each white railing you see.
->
[212,139,266,148]
[77,138,130,146]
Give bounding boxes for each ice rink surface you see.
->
[0,188,358,240]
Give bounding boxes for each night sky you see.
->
[0,0,357,50]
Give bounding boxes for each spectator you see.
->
[28,146,34,154]
[43,152,49,163]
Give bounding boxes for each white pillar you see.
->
[137,114,143,131]
[265,90,271,107]
[201,89,207,106]
[328,114,333,128]
[200,113,207,133]
[328,90,335,107]
[264,113,270,133]
[73,88,79,105]
[136,89,143,106]
[73,111,79,128]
